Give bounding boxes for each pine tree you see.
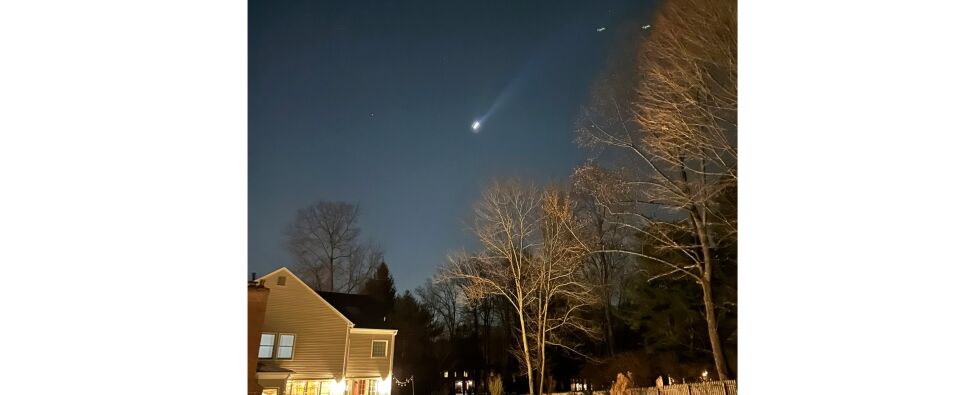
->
[361,261,397,315]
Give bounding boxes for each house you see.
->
[253,267,398,395]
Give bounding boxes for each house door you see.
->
[349,379,377,395]
[350,380,364,395]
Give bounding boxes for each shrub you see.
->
[610,372,633,395]
[488,373,503,395]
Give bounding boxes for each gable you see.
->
[256,267,352,377]
[258,267,354,327]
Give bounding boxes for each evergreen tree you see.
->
[361,261,396,315]
[391,291,443,395]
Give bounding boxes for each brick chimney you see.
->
[248,275,271,395]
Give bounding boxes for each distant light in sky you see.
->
[471,121,480,131]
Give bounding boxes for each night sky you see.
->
[249,0,659,292]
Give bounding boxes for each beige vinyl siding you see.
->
[345,332,394,378]
[260,269,351,379]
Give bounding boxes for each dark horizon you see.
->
[248,0,659,292]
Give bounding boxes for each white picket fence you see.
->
[548,381,737,395]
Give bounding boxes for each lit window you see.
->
[371,340,387,358]
[277,334,295,359]
[259,333,275,358]
[443,371,449,378]
[306,381,321,395]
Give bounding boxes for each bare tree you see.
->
[340,243,384,293]
[574,191,631,356]
[574,0,736,380]
[416,276,463,341]
[441,181,598,395]
[285,200,381,292]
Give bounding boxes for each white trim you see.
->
[258,332,276,359]
[350,328,398,335]
[275,333,296,360]
[285,374,337,380]
[387,333,395,378]
[342,324,351,380]
[257,267,354,326]
[256,372,291,380]
[370,340,388,358]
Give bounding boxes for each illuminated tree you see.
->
[441,181,598,395]
[575,0,737,379]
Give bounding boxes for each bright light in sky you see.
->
[471,121,480,131]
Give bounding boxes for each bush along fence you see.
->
[549,381,737,395]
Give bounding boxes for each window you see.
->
[258,333,275,358]
[366,379,377,395]
[371,340,387,358]
[277,334,295,359]
[277,276,286,286]
[305,381,321,395]
[288,381,306,395]
[286,380,328,395]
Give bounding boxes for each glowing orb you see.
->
[471,121,480,131]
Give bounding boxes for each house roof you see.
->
[316,291,393,329]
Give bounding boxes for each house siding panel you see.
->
[346,332,394,378]
[259,269,351,379]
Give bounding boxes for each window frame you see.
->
[276,333,296,360]
[370,339,388,358]
[258,332,277,359]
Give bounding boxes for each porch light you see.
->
[329,379,347,395]
[378,376,392,395]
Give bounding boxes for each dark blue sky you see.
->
[249,0,658,292]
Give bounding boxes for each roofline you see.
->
[257,267,355,327]
[350,327,398,335]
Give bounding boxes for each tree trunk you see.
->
[537,329,546,395]
[691,204,729,380]
[604,298,615,355]
[537,291,549,395]
[328,256,336,292]
[599,252,615,356]
[517,302,536,395]
[701,278,729,380]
